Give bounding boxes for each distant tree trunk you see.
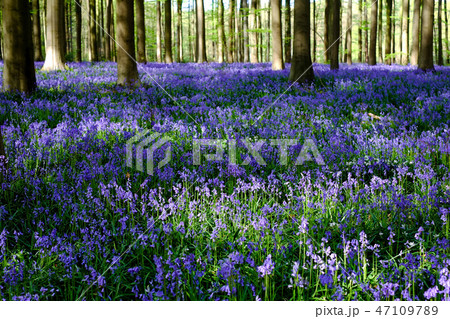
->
[313,0,316,60]
[42,0,66,71]
[385,0,392,64]
[116,0,140,85]
[32,0,44,61]
[257,0,262,62]
[111,0,117,61]
[392,0,396,61]
[325,0,330,62]
[369,0,378,65]
[177,0,183,62]
[266,1,271,62]
[228,0,236,62]
[358,0,363,62]
[156,0,162,62]
[89,0,98,61]
[164,0,173,63]
[289,0,314,83]
[346,0,352,64]
[419,0,434,70]
[285,0,291,63]
[446,0,449,64]
[136,0,146,63]
[438,0,444,65]
[196,0,207,62]
[401,0,409,64]
[271,0,284,69]
[218,0,225,62]
[329,0,340,69]
[250,0,258,62]
[378,0,383,63]
[2,0,36,92]
[242,0,249,62]
[76,0,82,62]
[105,0,112,61]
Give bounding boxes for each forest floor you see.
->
[0,62,450,300]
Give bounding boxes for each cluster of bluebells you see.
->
[0,61,449,300]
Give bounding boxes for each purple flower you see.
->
[257,254,275,277]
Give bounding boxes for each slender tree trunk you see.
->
[401,0,409,64]
[289,0,314,83]
[419,0,434,70]
[117,0,140,85]
[358,0,363,61]
[378,0,383,63]
[284,0,291,63]
[250,0,258,62]
[42,0,66,71]
[197,0,207,62]
[105,0,112,61]
[271,0,284,69]
[385,0,392,64]
[136,0,146,63]
[32,0,44,61]
[329,0,340,69]
[243,0,249,62]
[218,0,225,62]
[89,0,98,61]
[258,0,262,62]
[228,0,236,62]
[364,0,369,62]
[164,0,173,63]
[111,0,117,62]
[266,1,271,62]
[438,0,444,65]
[156,0,162,62]
[410,0,421,65]
[392,0,396,61]
[177,0,183,62]
[313,0,316,61]
[347,0,352,64]
[188,0,192,61]
[2,0,36,92]
[369,0,378,65]
[325,0,330,61]
[76,0,82,62]
[446,0,449,64]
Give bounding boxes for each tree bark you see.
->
[2,0,36,92]
[329,0,340,69]
[242,0,249,62]
[156,0,162,62]
[401,0,409,64]
[325,0,330,62]
[271,0,284,69]
[89,0,98,61]
[419,0,434,71]
[378,0,383,63]
[284,0,291,63]
[346,0,352,64]
[218,0,225,62]
[228,0,236,62]
[446,0,449,64]
[42,0,67,71]
[136,0,147,63]
[177,0,183,62]
[358,0,363,62]
[385,0,392,64]
[313,0,316,61]
[196,0,207,62]
[364,0,369,62]
[438,0,443,65]
[105,0,112,61]
[250,0,258,62]
[164,0,173,63]
[368,0,377,65]
[116,0,140,85]
[32,0,44,61]
[289,0,314,83]
[76,0,82,62]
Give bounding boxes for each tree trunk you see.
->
[313,0,316,61]
[218,0,225,62]
[347,0,352,64]
[42,0,66,71]
[164,0,173,63]
[392,0,396,61]
[271,0,284,69]
[2,0,36,92]
[358,0,363,62]
[325,0,330,62]
[105,0,112,61]
[177,0,183,62]
[289,0,314,83]
[411,0,421,65]
[369,0,378,65]
[378,0,383,63]
[243,0,249,62]
[196,0,207,62]
[438,0,443,65]
[89,0,98,61]
[266,1,271,62]
[446,0,449,64]
[156,0,162,62]
[385,0,392,64]
[250,0,258,62]
[329,0,340,69]
[116,0,140,85]
[76,0,82,62]
[32,0,44,61]
[284,0,291,63]
[136,0,146,63]
[401,0,409,64]
[111,0,117,62]
[419,0,434,70]
[228,0,236,62]
[364,0,368,62]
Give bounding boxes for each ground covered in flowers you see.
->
[0,62,450,300]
